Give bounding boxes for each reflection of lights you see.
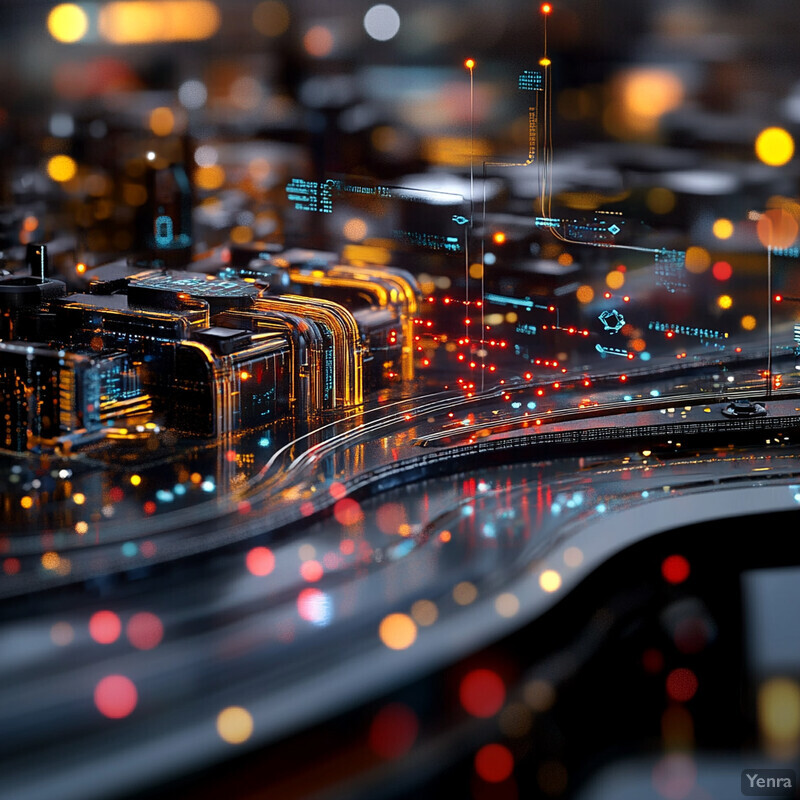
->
[495,592,519,618]
[662,554,690,584]
[47,155,78,183]
[253,0,290,37]
[685,246,711,273]
[717,294,733,310]
[216,706,254,744]
[411,599,438,626]
[246,546,275,576]
[99,1,221,44]
[755,127,795,167]
[95,675,138,719]
[149,107,174,136]
[89,610,121,644]
[616,68,685,134]
[126,612,164,650]
[378,613,417,650]
[712,218,734,239]
[369,704,418,758]
[759,677,800,747]
[475,743,514,783]
[712,260,732,281]
[178,79,208,109]
[666,667,698,702]
[453,581,478,605]
[304,25,334,57]
[297,587,333,627]
[48,4,90,43]
[364,4,401,41]
[539,569,562,592]
[460,669,505,718]
[741,314,757,331]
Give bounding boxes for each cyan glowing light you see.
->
[121,542,138,557]
[596,503,607,513]
[527,401,537,410]
[156,490,174,503]
[650,389,660,397]
[201,480,215,493]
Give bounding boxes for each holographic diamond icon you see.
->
[598,309,625,333]
[608,224,621,235]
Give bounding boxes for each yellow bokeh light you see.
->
[617,68,684,134]
[47,155,78,183]
[41,552,60,571]
[717,294,733,310]
[495,592,520,618]
[99,1,221,44]
[130,474,142,486]
[252,0,290,37]
[757,208,799,249]
[469,262,483,280]
[453,581,478,605]
[195,165,226,191]
[343,218,368,242]
[48,4,90,43]
[379,613,417,650]
[712,218,734,240]
[605,270,625,290]
[230,225,253,244]
[149,107,175,137]
[576,284,594,304]
[755,127,795,167]
[410,599,438,627]
[758,677,800,747]
[684,246,711,274]
[20,496,33,509]
[539,569,562,592]
[646,186,676,215]
[216,706,254,744]
[741,315,757,331]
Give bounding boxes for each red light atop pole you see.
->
[541,3,552,14]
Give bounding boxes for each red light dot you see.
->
[459,669,505,718]
[712,260,732,281]
[369,703,419,759]
[340,538,355,555]
[89,610,121,644]
[666,667,698,702]
[642,648,664,674]
[246,546,275,576]
[300,500,315,517]
[661,554,690,584]
[126,612,164,650]
[493,231,506,245]
[329,481,347,500]
[3,558,21,575]
[300,560,324,582]
[620,374,627,382]
[464,58,476,70]
[541,2,552,14]
[333,497,364,526]
[143,501,156,515]
[774,294,783,303]
[94,675,137,719]
[475,743,514,783]
[109,486,124,502]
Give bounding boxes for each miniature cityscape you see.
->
[1,2,800,799]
